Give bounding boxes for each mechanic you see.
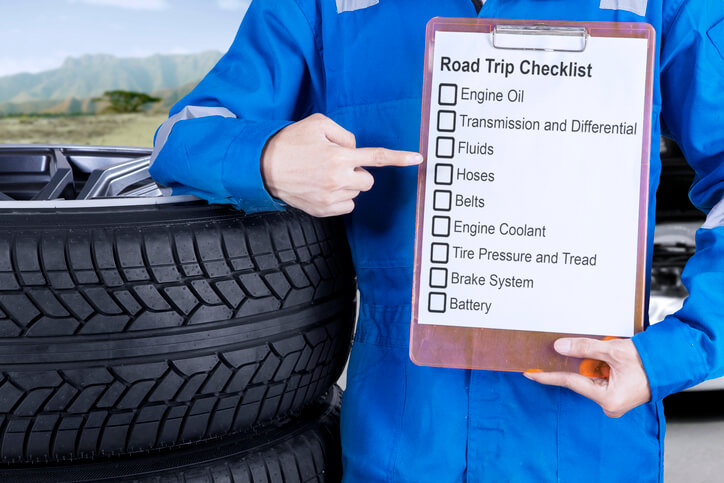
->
[149,1,724,481]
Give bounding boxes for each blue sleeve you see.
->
[633,0,724,400]
[149,0,324,213]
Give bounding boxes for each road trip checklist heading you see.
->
[442,56,594,78]
[411,19,655,372]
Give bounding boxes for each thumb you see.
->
[322,117,356,149]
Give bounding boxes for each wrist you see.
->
[260,135,281,199]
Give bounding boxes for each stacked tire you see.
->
[0,147,355,482]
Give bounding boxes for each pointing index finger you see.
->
[351,147,423,168]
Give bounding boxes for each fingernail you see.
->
[554,339,571,355]
[409,154,423,164]
[523,369,542,379]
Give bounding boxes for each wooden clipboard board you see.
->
[410,19,656,373]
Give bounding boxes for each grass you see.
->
[0,113,168,147]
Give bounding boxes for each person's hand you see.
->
[260,113,423,217]
[524,338,651,418]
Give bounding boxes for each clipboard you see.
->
[410,19,655,373]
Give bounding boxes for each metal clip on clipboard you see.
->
[492,24,589,52]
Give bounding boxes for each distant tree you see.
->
[93,90,161,113]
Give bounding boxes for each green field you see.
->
[0,113,168,147]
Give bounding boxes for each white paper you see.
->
[417,31,649,337]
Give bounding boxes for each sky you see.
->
[0,0,251,77]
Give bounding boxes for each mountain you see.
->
[0,51,222,104]
[147,81,200,113]
[0,81,200,116]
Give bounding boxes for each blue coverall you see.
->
[150,1,724,481]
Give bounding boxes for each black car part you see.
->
[0,386,342,482]
[0,146,356,462]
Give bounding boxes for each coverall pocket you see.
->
[342,331,468,482]
[353,303,412,348]
[340,338,407,481]
[557,391,661,482]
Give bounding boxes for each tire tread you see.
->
[0,209,354,463]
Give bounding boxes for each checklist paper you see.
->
[411,19,655,371]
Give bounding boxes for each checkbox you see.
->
[436,137,455,159]
[429,268,448,288]
[434,164,453,185]
[430,243,449,263]
[437,110,456,132]
[432,216,451,237]
[438,84,458,106]
[433,190,452,211]
[428,292,447,313]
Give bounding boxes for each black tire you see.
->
[0,386,343,482]
[0,203,355,463]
